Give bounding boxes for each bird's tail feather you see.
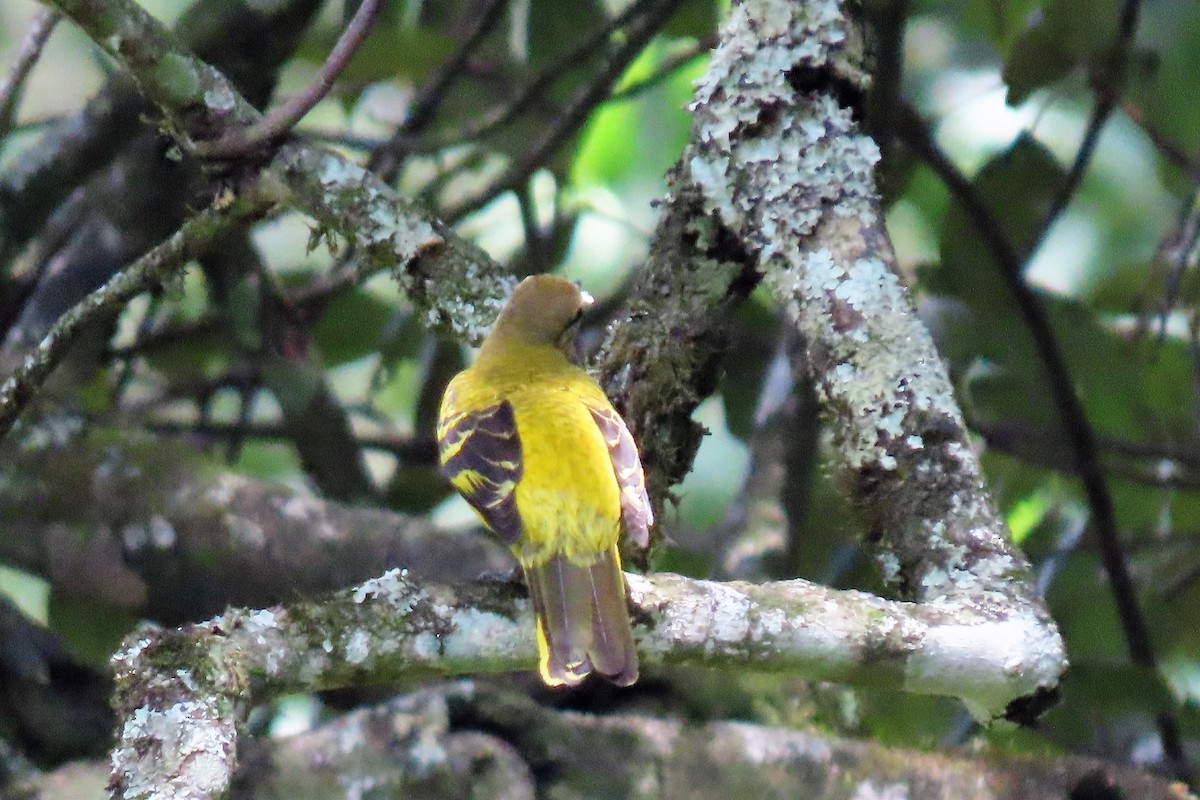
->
[526,546,638,687]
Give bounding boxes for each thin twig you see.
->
[359,0,684,177]
[144,417,438,464]
[0,195,269,441]
[0,8,60,144]
[444,0,684,222]
[606,38,712,103]
[1027,0,1142,253]
[1153,185,1200,337]
[1118,97,1199,178]
[192,0,382,158]
[367,0,509,182]
[973,417,1200,492]
[444,0,661,152]
[897,99,1193,786]
[297,126,388,151]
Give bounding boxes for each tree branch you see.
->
[366,0,509,182]
[109,568,1068,799]
[0,7,59,145]
[54,683,1200,798]
[0,194,270,441]
[1029,0,1142,256]
[191,0,382,158]
[0,420,507,624]
[684,0,1048,618]
[896,102,1191,784]
[442,0,686,222]
[43,0,515,345]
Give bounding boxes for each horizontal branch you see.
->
[975,417,1200,492]
[109,569,1066,799]
[56,682,1198,798]
[0,421,506,624]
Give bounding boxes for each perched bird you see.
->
[437,275,652,687]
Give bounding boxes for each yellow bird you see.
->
[436,275,652,687]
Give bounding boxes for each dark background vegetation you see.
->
[0,0,1198,795]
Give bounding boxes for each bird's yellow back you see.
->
[436,274,651,687]
[441,346,622,565]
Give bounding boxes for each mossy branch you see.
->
[682,0,1060,622]
[109,569,1065,799]
[40,0,513,346]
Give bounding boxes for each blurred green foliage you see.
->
[1,0,1199,778]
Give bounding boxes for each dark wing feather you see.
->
[438,400,524,545]
[587,405,652,548]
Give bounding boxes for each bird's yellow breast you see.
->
[443,346,622,565]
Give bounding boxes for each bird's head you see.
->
[490,275,593,348]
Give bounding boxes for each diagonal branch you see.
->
[683,0,1050,616]
[442,0,686,222]
[191,0,382,158]
[42,0,514,346]
[366,0,509,182]
[0,7,59,144]
[1030,0,1142,255]
[895,102,1191,785]
[0,194,271,440]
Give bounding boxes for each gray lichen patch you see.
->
[268,144,512,346]
[113,698,235,800]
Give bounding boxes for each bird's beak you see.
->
[580,289,595,306]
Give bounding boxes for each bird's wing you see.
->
[437,399,524,545]
[586,403,652,549]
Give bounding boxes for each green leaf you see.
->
[938,0,1043,54]
[663,0,718,40]
[571,41,701,188]
[1041,0,1121,61]
[721,297,780,443]
[227,278,262,351]
[526,0,606,69]
[311,289,396,366]
[942,134,1064,284]
[50,595,135,669]
[295,14,457,89]
[1002,21,1076,105]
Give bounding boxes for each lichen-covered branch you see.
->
[42,0,514,345]
[110,566,1064,798]
[55,684,1200,799]
[1,0,322,267]
[110,567,1067,798]
[684,0,1050,618]
[595,170,757,518]
[0,420,508,624]
[266,144,510,344]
